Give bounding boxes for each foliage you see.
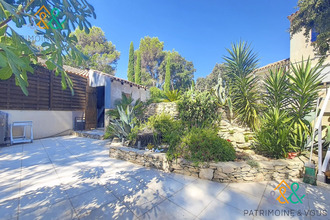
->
[159,50,195,91]
[288,58,324,148]
[164,55,171,92]
[138,36,165,87]
[135,50,142,84]
[107,106,136,139]
[196,63,225,92]
[255,107,296,158]
[264,68,290,109]
[212,74,233,121]
[127,42,134,81]
[178,91,220,129]
[0,0,95,95]
[107,92,145,120]
[67,26,120,75]
[290,0,330,55]
[147,113,183,153]
[148,86,165,103]
[179,128,236,162]
[223,41,262,130]
[163,89,181,102]
[247,160,259,168]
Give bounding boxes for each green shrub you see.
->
[147,113,183,146]
[148,87,165,103]
[255,108,298,158]
[178,91,220,129]
[179,128,236,162]
[247,160,259,168]
[163,89,181,102]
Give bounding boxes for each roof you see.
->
[255,58,290,72]
[287,11,299,22]
[37,58,147,89]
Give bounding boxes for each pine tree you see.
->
[135,51,142,84]
[164,55,171,92]
[127,42,135,81]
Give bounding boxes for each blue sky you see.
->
[18,0,298,80]
[89,0,298,80]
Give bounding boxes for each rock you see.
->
[254,173,264,181]
[214,172,228,179]
[112,137,120,143]
[222,165,235,174]
[241,166,251,172]
[243,176,254,181]
[237,143,250,150]
[199,168,214,180]
[231,133,245,143]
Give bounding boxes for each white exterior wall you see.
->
[290,28,330,66]
[110,80,149,109]
[1,110,84,139]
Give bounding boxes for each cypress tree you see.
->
[127,42,135,81]
[164,55,171,92]
[135,51,142,84]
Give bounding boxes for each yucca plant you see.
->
[223,41,262,130]
[108,106,136,139]
[264,68,290,110]
[163,89,181,102]
[288,58,325,149]
[255,107,296,158]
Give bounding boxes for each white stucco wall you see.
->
[110,80,149,109]
[290,28,330,67]
[1,110,84,139]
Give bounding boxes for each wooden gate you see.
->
[85,85,97,130]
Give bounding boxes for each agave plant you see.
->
[107,92,145,120]
[288,57,325,149]
[223,41,262,130]
[108,106,136,139]
[163,89,181,102]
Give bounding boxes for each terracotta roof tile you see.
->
[37,58,147,89]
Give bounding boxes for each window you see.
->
[311,28,319,42]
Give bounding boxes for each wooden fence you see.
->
[0,65,87,111]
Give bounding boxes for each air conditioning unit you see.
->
[0,111,8,145]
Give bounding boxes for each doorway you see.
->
[96,86,105,128]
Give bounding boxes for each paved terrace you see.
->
[0,136,329,220]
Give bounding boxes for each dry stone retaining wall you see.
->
[143,102,179,120]
[109,144,308,183]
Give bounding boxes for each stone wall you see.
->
[143,102,178,120]
[109,144,312,183]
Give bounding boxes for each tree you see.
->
[164,55,171,92]
[196,63,225,91]
[67,26,120,75]
[0,0,95,95]
[135,51,142,84]
[138,36,165,86]
[159,50,195,91]
[223,41,262,130]
[290,0,330,55]
[127,42,134,81]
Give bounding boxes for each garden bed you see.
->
[109,143,317,183]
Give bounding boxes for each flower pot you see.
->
[288,152,298,159]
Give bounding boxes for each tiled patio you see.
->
[0,136,329,220]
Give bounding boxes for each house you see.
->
[255,12,330,122]
[254,11,330,182]
[0,61,149,141]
